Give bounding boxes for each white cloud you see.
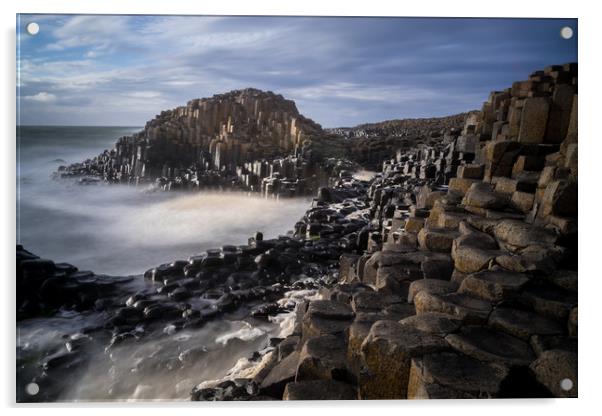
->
[23,92,57,102]
[126,91,162,99]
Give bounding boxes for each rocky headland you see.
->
[54,88,468,196]
[18,62,577,401]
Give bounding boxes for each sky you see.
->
[16,15,577,128]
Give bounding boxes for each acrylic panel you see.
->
[16,14,578,402]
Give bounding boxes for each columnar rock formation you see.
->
[56,89,468,197]
[326,113,471,170]
[255,62,577,399]
[57,88,329,196]
[21,63,577,401]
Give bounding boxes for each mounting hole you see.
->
[26,22,40,36]
[26,382,39,396]
[560,26,574,40]
[560,378,574,391]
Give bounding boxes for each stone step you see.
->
[458,270,530,302]
[399,312,462,336]
[445,326,535,367]
[413,291,492,324]
[519,283,577,320]
[417,227,459,252]
[301,300,355,341]
[407,351,509,399]
[488,307,564,340]
[462,182,510,211]
[452,245,502,274]
[407,279,459,303]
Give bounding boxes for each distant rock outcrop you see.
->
[56,88,468,196]
[325,113,472,169]
[58,88,330,196]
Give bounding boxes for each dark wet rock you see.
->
[191,379,257,401]
[488,307,564,340]
[445,326,535,367]
[408,352,509,399]
[251,302,283,319]
[530,334,577,357]
[530,349,577,398]
[283,380,357,400]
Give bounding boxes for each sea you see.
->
[16,126,316,401]
[16,126,311,276]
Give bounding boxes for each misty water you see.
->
[17,126,311,275]
[16,126,316,401]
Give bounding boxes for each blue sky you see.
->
[17,15,577,127]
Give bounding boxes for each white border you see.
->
[2,1,598,415]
